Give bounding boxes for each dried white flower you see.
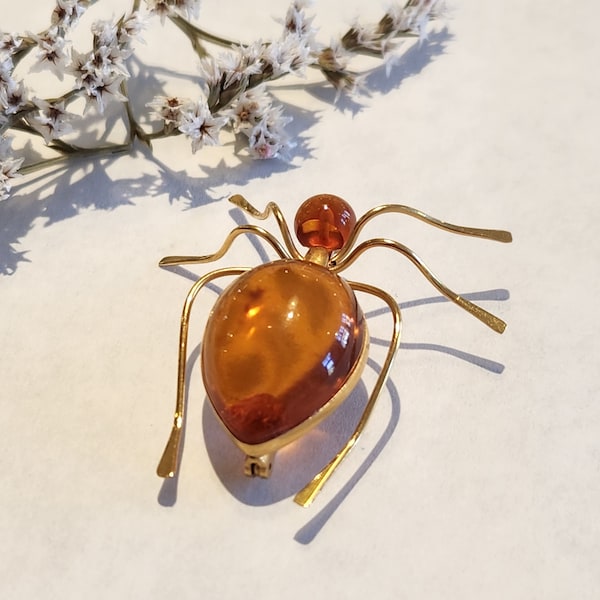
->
[0,33,22,56]
[247,128,284,160]
[178,100,228,153]
[0,135,23,200]
[342,21,383,53]
[52,0,88,29]
[198,55,222,91]
[0,55,14,86]
[174,0,202,21]
[226,84,272,133]
[68,49,95,89]
[0,133,14,157]
[96,43,130,78]
[201,43,265,104]
[247,104,293,160]
[381,3,413,33]
[146,0,201,22]
[383,0,440,39]
[0,156,23,200]
[68,11,142,115]
[92,19,118,49]
[117,12,146,52]
[91,13,143,74]
[0,78,28,115]
[102,11,144,54]
[318,39,350,72]
[261,32,313,78]
[30,27,69,79]
[88,74,127,114]
[218,45,263,89]
[69,48,127,113]
[147,95,191,134]
[27,98,73,144]
[278,0,318,50]
[316,40,362,96]
[145,0,170,22]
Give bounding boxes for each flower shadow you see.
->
[1,98,319,276]
[303,27,451,115]
[0,130,311,276]
[0,157,137,275]
[366,28,451,95]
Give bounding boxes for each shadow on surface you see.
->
[304,28,450,113]
[203,377,373,508]
[294,358,401,544]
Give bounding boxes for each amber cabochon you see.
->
[202,259,366,444]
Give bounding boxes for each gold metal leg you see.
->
[294,281,402,507]
[334,238,507,334]
[156,267,250,479]
[158,224,291,268]
[229,195,303,260]
[334,203,512,265]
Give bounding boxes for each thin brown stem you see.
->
[18,142,132,176]
[168,14,239,53]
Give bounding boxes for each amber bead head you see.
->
[294,194,357,251]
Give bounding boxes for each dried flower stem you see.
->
[18,141,131,176]
[168,14,236,55]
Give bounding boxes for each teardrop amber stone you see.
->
[201,260,365,445]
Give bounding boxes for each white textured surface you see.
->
[1,1,599,599]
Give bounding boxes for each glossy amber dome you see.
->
[294,194,357,251]
[202,259,365,444]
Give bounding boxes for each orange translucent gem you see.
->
[294,194,356,250]
[201,260,365,445]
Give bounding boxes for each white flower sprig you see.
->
[0,134,23,201]
[0,0,442,201]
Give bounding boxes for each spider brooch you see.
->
[156,194,511,506]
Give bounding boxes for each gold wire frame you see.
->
[156,267,250,479]
[294,281,402,507]
[156,194,511,506]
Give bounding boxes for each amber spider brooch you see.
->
[156,193,512,506]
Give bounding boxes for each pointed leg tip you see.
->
[293,491,313,508]
[156,465,175,478]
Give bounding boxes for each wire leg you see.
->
[334,203,512,264]
[294,282,402,507]
[157,267,249,479]
[334,239,507,334]
[159,225,291,268]
[229,194,303,260]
